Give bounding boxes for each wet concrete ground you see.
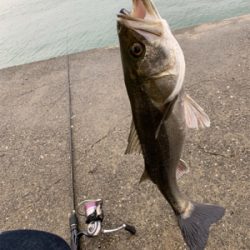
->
[0,15,249,250]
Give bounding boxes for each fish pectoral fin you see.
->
[183,94,210,129]
[155,96,177,139]
[176,159,190,180]
[125,119,142,154]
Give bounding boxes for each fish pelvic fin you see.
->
[183,94,210,129]
[139,169,149,183]
[140,159,189,184]
[125,119,142,154]
[177,202,225,250]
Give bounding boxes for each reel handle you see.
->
[124,224,136,235]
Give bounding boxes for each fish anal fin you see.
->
[140,159,189,184]
[125,119,142,154]
[184,94,210,129]
[178,202,225,250]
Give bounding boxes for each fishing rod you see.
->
[66,55,136,250]
[66,52,79,250]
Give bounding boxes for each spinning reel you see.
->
[69,199,136,249]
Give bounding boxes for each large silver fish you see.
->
[117,0,225,249]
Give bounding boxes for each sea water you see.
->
[0,0,249,69]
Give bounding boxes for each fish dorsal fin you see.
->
[125,119,142,154]
[183,94,210,129]
[140,159,189,183]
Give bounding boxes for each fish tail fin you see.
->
[177,203,225,250]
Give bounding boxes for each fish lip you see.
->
[117,13,148,23]
[119,8,130,15]
[117,0,163,37]
[117,13,154,23]
[117,18,162,38]
[117,0,161,22]
[117,16,163,37]
[117,0,164,37]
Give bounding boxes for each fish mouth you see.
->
[117,0,163,37]
[117,0,160,20]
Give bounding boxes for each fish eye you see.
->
[130,43,144,58]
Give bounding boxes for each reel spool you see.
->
[81,199,103,236]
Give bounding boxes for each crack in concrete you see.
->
[14,83,51,98]
[198,145,232,158]
[75,114,131,163]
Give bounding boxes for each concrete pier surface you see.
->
[0,15,249,250]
